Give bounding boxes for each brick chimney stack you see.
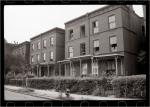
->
[127,5,134,12]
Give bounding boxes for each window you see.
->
[37,54,40,62]
[37,42,40,49]
[82,63,87,75]
[42,53,46,61]
[92,62,98,76]
[50,51,54,61]
[43,40,47,48]
[80,43,86,55]
[93,21,99,34]
[22,48,25,55]
[80,25,85,37]
[32,44,35,51]
[68,46,73,58]
[93,40,100,53]
[110,36,117,52]
[109,15,116,29]
[107,61,115,70]
[31,56,34,63]
[69,29,73,40]
[50,37,54,46]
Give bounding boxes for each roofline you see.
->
[13,41,30,48]
[65,5,111,25]
[30,27,65,40]
[65,5,143,25]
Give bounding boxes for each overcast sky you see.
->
[4,5,144,43]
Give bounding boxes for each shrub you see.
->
[111,75,146,99]
[6,76,113,97]
[15,73,24,79]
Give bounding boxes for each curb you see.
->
[5,88,60,100]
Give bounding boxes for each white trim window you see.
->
[93,21,99,34]
[69,29,73,40]
[109,15,116,29]
[68,46,73,58]
[32,44,35,51]
[31,56,34,63]
[50,51,54,61]
[43,40,47,48]
[80,43,86,55]
[82,63,87,75]
[37,54,40,62]
[93,40,100,53]
[37,42,40,49]
[92,61,98,76]
[80,25,85,37]
[50,37,54,46]
[110,36,117,52]
[43,53,46,61]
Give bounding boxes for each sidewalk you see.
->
[5,85,141,100]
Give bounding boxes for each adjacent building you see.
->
[58,5,144,77]
[142,5,146,37]
[12,41,30,65]
[30,27,65,77]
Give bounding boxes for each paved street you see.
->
[5,90,48,100]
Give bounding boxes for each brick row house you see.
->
[58,5,144,77]
[13,5,144,78]
[30,28,65,77]
[12,41,30,65]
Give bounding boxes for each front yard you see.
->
[5,75,146,100]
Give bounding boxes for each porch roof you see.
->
[57,54,92,63]
[94,53,124,58]
[40,62,55,65]
[57,53,124,63]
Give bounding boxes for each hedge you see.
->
[111,75,146,99]
[5,77,113,97]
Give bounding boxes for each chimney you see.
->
[127,5,134,12]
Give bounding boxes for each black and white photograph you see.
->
[3,3,148,106]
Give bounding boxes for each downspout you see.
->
[87,13,91,55]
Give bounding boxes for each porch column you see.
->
[53,65,55,76]
[59,63,61,76]
[47,64,50,77]
[36,65,38,77]
[80,59,82,76]
[64,63,66,76]
[121,58,123,76]
[39,66,41,77]
[70,61,72,76]
[115,56,118,76]
[91,57,93,76]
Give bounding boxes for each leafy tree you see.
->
[4,40,29,79]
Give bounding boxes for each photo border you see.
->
[1,0,149,106]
